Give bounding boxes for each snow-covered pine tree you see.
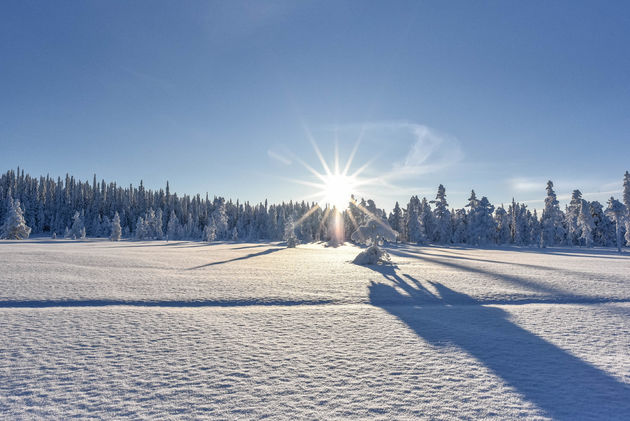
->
[565,190,582,246]
[451,208,467,244]
[590,201,615,247]
[541,181,565,247]
[110,212,122,241]
[0,199,31,239]
[431,184,451,244]
[211,199,229,240]
[476,197,495,245]
[70,211,85,239]
[529,209,541,247]
[135,217,147,240]
[405,196,423,244]
[465,190,480,245]
[418,198,434,242]
[203,223,216,242]
[166,211,181,241]
[577,199,594,247]
[284,216,298,248]
[494,206,511,244]
[606,197,626,253]
[388,202,404,242]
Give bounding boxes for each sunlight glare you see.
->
[322,173,356,210]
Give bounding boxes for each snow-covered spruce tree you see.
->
[606,197,626,253]
[476,197,495,245]
[565,190,582,246]
[70,210,85,239]
[465,192,495,246]
[0,199,31,239]
[431,184,451,244]
[135,217,148,240]
[529,209,541,248]
[418,198,434,242]
[541,181,565,247]
[494,206,511,245]
[211,199,229,240]
[231,226,238,241]
[405,196,424,244]
[590,201,615,247]
[388,202,404,242]
[283,216,298,248]
[509,199,527,245]
[110,212,122,241]
[203,223,216,242]
[166,211,181,241]
[465,190,479,245]
[451,208,467,244]
[577,199,594,247]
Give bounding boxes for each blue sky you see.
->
[1,1,629,211]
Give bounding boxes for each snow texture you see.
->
[1,239,630,420]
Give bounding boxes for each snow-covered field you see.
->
[1,240,629,419]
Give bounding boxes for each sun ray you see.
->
[318,206,332,235]
[342,138,361,176]
[334,137,340,175]
[305,131,332,176]
[346,207,360,232]
[293,203,321,227]
[353,200,395,233]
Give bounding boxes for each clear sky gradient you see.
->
[1,1,629,211]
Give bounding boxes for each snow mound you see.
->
[352,245,391,265]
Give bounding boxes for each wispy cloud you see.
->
[509,177,543,192]
[381,122,464,180]
[267,149,292,165]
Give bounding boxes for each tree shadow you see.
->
[388,245,628,289]
[385,248,630,304]
[186,247,284,270]
[367,266,630,420]
[387,242,627,259]
[0,297,331,308]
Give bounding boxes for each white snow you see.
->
[1,239,629,419]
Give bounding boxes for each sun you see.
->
[286,129,379,215]
[322,173,356,210]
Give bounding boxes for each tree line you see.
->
[1,168,629,250]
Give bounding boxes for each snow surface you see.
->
[1,239,629,419]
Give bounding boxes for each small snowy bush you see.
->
[352,244,391,265]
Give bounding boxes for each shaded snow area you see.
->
[1,240,630,419]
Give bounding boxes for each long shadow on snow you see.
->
[387,242,627,259]
[368,265,630,420]
[386,248,626,302]
[186,247,284,270]
[0,298,331,308]
[388,245,628,286]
